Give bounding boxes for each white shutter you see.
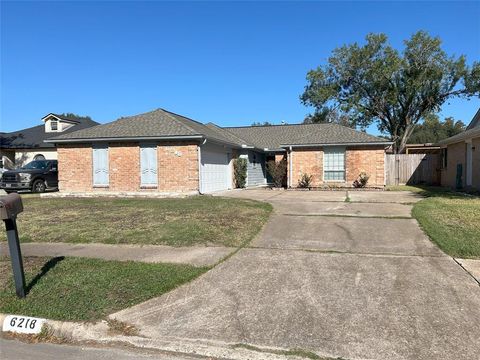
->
[140,145,158,186]
[93,146,109,186]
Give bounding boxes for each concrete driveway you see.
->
[113,190,480,360]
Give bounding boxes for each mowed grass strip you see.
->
[390,185,480,258]
[0,256,207,321]
[1,196,272,247]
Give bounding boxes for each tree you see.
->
[300,31,480,153]
[408,113,465,144]
[59,113,93,121]
[303,108,355,128]
[251,121,274,126]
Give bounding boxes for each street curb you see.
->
[0,313,320,360]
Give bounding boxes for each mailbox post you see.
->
[0,193,25,298]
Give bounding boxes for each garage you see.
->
[200,145,231,193]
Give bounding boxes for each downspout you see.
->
[198,139,207,194]
[289,146,293,188]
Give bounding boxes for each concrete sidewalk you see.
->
[0,242,233,267]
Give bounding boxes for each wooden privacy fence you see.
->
[385,154,441,186]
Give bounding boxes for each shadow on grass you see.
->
[25,256,65,295]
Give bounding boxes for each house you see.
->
[0,113,98,168]
[438,108,480,191]
[46,108,391,194]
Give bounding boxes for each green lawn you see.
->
[1,196,272,247]
[0,256,207,321]
[390,185,480,258]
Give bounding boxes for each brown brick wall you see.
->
[109,143,140,191]
[346,147,385,187]
[289,146,385,188]
[441,142,465,189]
[57,142,199,193]
[57,144,93,192]
[158,142,199,192]
[290,148,323,187]
[441,137,480,191]
[472,137,480,190]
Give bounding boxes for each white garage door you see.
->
[201,148,230,193]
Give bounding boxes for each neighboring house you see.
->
[46,108,391,194]
[438,109,480,191]
[1,113,98,168]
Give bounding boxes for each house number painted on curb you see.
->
[2,315,45,334]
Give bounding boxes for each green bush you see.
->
[234,158,247,188]
[266,159,287,188]
[298,173,314,189]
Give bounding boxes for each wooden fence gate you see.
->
[385,154,441,186]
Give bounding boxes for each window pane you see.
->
[324,171,345,181]
[324,147,345,180]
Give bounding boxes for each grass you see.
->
[0,256,207,321]
[0,196,272,247]
[389,185,480,258]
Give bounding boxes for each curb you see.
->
[0,313,320,360]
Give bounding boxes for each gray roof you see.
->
[47,108,390,150]
[224,123,389,150]
[437,108,480,146]
[1,117,98,149]
[48,109,245,147]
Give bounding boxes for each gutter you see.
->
[280,141,393,148]
[44,135,205,144]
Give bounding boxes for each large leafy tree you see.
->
[301,31,480,153]
[303,108,355,128]
[408,113,465,144]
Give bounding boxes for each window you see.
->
[50,121,58,131]
[324,147,345,181]
[34,154,45,161]
[93,145,109,186]
[140,144,158,186]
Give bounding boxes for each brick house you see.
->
[438,108,480,191]
[47,108,391,194]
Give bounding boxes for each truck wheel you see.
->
[32,179,46,193]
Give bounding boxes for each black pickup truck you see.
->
[0,160,58,193]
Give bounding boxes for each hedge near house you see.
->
[234,158,247,188]
[267,159,287,188]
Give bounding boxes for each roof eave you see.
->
[44,134,205,144]
[280,141,393,148]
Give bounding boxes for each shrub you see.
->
[266,159,287,188]
[298,173,314,189]
[233,158,247,188]
[353,172,370,188]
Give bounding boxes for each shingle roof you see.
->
[437,108,480,146]
[47,108,390,150]
[48,109,245,147]
[224,123,389,150]
[0,118,99,149]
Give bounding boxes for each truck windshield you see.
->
[21,161,50,170]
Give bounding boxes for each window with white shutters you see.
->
[140,144,158,186]
[323,147,345,181]
[93,145,109,186]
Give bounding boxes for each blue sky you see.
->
[1,1,479,134]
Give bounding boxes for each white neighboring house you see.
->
[1,113,98,169]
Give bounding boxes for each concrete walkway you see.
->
[0,242,233,267]
[112,190,480,360]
